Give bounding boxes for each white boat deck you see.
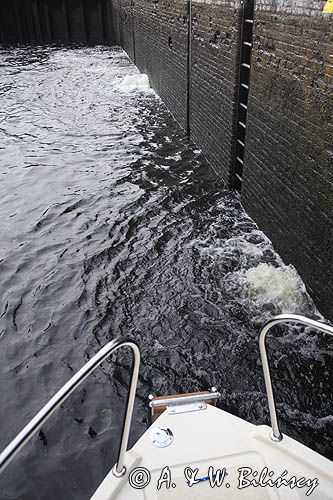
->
[92,404,333,499]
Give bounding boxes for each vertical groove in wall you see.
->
[31,1,42,41]
[112,0,121,44]
[15,2,24,41]
[100,0,109,42]
[97,1,105,42]
[62,1,70,42]
[26,2,36,41]
[131,0,136,64]
[118,0,122,45]
[44,3,53,41]
[186,0,192,136]
[82,1,89,43]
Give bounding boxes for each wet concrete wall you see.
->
[242,0,333,320]
[0,0,117,44]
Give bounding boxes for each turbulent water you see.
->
[0,45,332,499]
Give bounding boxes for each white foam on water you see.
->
[113,73,153,93]
[237,262,308,313]
[166,153,182,161]
[190,219,322,321]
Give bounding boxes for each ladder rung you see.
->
[241,83,249,89]
[237,139,245,147]
[240,103,248,109]
[236,157,244,165]
[238,121,246,129]
[243,41,252,47]
[242,63,251,69]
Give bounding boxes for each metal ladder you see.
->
[232,0,255,192]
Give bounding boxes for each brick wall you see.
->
[133,0,189,130]
[242,0,333,319]
[116,0,241,177]
[190,1,241,179]
[118,0,136,60]
[117,0,333,319]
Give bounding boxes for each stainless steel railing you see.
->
[1,314,332,475]
[259,313,333,442]
[0,338,140,476]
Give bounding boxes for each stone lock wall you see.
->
[0,0,332,318]
[115,0,333,320]
[133,0,189,130]
[0,0,117,44]
[242,0,333,319]
[190,1,241,181]
[116,0,242,176]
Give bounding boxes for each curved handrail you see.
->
[0,338,140,476]
[259,313,333,442]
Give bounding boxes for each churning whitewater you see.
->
[0,46,332,500]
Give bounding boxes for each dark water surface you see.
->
[0,46,332,499]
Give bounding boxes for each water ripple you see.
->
[0,45,332,500]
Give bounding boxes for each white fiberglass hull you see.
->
[91,404,333,499]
